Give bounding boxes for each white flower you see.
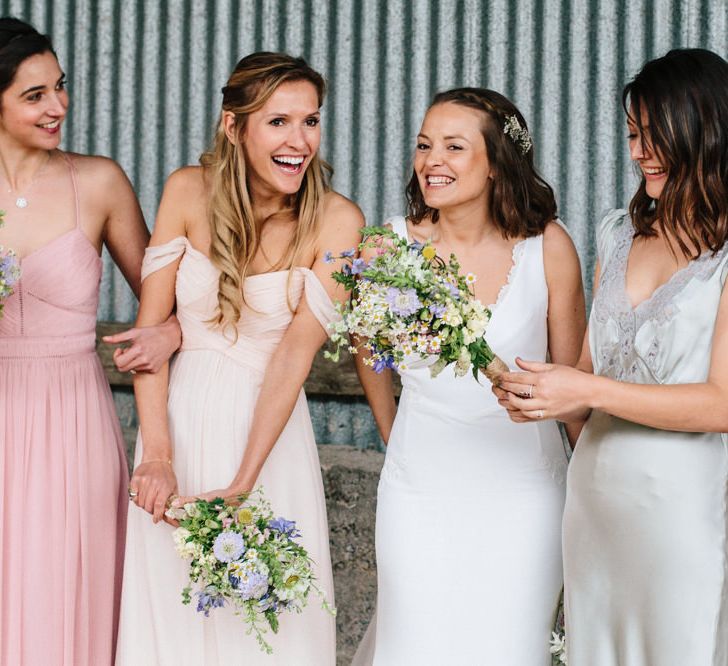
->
[183,502,201,518]
[549,632,567,663]
[454,347,471,377]
[465,273,477,285]
[172,528,202,559]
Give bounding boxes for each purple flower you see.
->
[237,569,269,601]
[268,517,300,538]
[196,585,225,616]
[373,355,396,373]
[340,248,356,258]
[408,240,424,251]
[323,251,335,264]
[429,303,446,318]
[446,282,460,300]
[386,287,422,316]
[212,531,246,563]
[350,257,367,275]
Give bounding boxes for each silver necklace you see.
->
[4,152,51,209]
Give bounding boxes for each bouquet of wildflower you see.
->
[0,211,21,319]
[165,489,334,653]
[325,227,508,382]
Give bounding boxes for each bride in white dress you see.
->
[115,53,363,665]
[354,88,585,665]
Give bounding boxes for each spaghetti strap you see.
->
[60,152,81,229]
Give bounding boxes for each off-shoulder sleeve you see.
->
[141,236,188,281]
[595,209,629,267]
[298,267,340,331]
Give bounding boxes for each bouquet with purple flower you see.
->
[325,226,507,382]
[0,211,21,319]
[165,489,334,653]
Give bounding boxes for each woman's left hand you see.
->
[103,314,182,373]
[496,357,594,423]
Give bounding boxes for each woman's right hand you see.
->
[129,460,178,524]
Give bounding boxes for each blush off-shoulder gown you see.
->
[115,237,336,666]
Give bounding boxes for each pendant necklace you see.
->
[4,152,52,209]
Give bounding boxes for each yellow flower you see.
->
[422,245,436,260]
[236,508,253,524]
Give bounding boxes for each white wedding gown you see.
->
[356,216,568,666]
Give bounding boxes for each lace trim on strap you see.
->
[488,237,528,311]
[141,236,188,281]
[593,215,728,381]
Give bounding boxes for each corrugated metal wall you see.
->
[4,0,726,447]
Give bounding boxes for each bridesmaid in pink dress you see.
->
[0,19,178,665]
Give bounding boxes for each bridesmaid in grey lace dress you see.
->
[496,49,728,665]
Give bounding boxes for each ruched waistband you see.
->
[0,332,96,358]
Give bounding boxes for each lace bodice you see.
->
[590,209,728,383]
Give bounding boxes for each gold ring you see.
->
[128,487,138,500]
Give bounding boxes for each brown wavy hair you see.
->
[200,52,331,334]
[623,49,728,258]
[406,87,556,238]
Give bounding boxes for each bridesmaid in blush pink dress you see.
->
[116,53,364,665]
[0,19,179,665]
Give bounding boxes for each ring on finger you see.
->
[127,486,139,500]
[536,409,544,419]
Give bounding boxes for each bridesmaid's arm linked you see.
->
[127,171,198,523]
[95,158,181,373]
[499,274,728,434]
[174,194,365,505]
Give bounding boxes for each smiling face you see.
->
[0,50,68,150]
[228,79,321,198]
[414,102,492,213]
[628,106,668,200]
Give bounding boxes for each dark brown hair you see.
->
[406,87,557,239]
[623,48,728,258]
[0,18,56,99]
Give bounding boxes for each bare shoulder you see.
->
[65,152,132,190]
[543,220,582,282]
[150,166,209,240]
[321,190,365,231]
[163,165,207,197]
[543,220,578,261]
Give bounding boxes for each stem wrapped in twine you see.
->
[480,356,509,384]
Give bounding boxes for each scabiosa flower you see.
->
[213,531,246,563]
[229,560,270,601]
[386,287,422,317]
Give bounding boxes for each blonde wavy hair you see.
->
[200,52,330,335]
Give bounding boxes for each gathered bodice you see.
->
[590,209,728,385]
[0,155,101,356]
[141,237,337,374]
[386,216,550,415]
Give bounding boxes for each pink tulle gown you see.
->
[0,154,128,665]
